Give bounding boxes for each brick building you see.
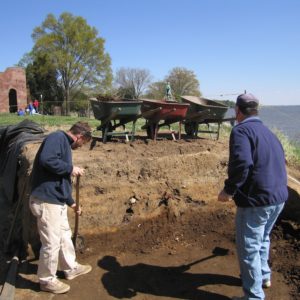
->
[0,67,27,113]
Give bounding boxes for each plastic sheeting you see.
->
[0,119,45,205]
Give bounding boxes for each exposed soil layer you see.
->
[1,135,300,299]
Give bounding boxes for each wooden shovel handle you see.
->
[76,175,80,209]
[73,176,80,246]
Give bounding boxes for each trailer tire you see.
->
[184,122,197,136]
[102,122,113,143]
[146,124,156,139]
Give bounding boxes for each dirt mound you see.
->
[2,136,300,299]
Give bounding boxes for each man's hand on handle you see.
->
[72,166,85,177]
[218,189,232,202]
[71,203,82,216]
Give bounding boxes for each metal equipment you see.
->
[90,98,143,143]
[181,95,233,140]
[140,98,190,140]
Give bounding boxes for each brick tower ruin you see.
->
[0,67,27,113]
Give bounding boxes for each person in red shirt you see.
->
[33,99,39,113]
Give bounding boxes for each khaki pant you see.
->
[29,196,77,283]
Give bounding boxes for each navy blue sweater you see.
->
[31,131,75,206]
[224,117,288,207]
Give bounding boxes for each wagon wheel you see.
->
[102,122,113,143]
[146,123,157,139]
[184,122,197,136]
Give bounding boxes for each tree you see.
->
[144,81,166,99]
[19,52,64,113]
[31,12,112,114]
[165,67,201,100]
[114,68,152,99]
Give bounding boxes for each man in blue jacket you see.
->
[218,93,288,300]
[30,121,92,294]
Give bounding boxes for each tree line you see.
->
[18,12,223,115]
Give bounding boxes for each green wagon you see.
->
[90,98,142,143]
[181,95,232,139]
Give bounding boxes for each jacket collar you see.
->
[61,130,74,144]
[238,116,261,125]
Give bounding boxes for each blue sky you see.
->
[0,0,299,105]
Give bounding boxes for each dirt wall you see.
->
[2,136,300,299]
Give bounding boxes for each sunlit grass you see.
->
[0,113,233,140]
[273,129,300,164]
[0,113,100,128]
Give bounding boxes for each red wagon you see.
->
[140,99,190,140]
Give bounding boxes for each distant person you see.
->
[27,101,35,115]
[33,99,39,113]
[17,108,25,116]
[218,93,288,300]
[30,122,93,294]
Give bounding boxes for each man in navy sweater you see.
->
[218,94,288,300]
[30,121,92,294]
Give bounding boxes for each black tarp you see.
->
[0,119,45,205]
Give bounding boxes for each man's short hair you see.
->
[236,93,259,115]
[70,122,92,140]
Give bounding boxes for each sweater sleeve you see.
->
[224,127,253,195]
[39,134,73,176]
[66,197,75,207]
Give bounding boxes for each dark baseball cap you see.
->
[236,93,259,107]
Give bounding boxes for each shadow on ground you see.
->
[98,247,241,300]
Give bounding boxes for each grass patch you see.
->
[1,113,299,166]
[0,113,233,138]
[273,129,300,165]
[0,113,100,128]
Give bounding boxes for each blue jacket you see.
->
[224,117,288,207]
[31,131,75,206]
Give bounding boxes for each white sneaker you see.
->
[262,279,271,288]
[40,278,70,294]
[65,263,92,280]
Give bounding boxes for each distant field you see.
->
[0,113,99,128]
[227,106,300,144]
[0,113,224,133]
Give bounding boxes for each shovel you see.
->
[182,247,229,270]
[72,176,85,251]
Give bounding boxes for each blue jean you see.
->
[235,203,285,300]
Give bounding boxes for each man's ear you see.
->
[235,106,239,116]
[235,106,243,122]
